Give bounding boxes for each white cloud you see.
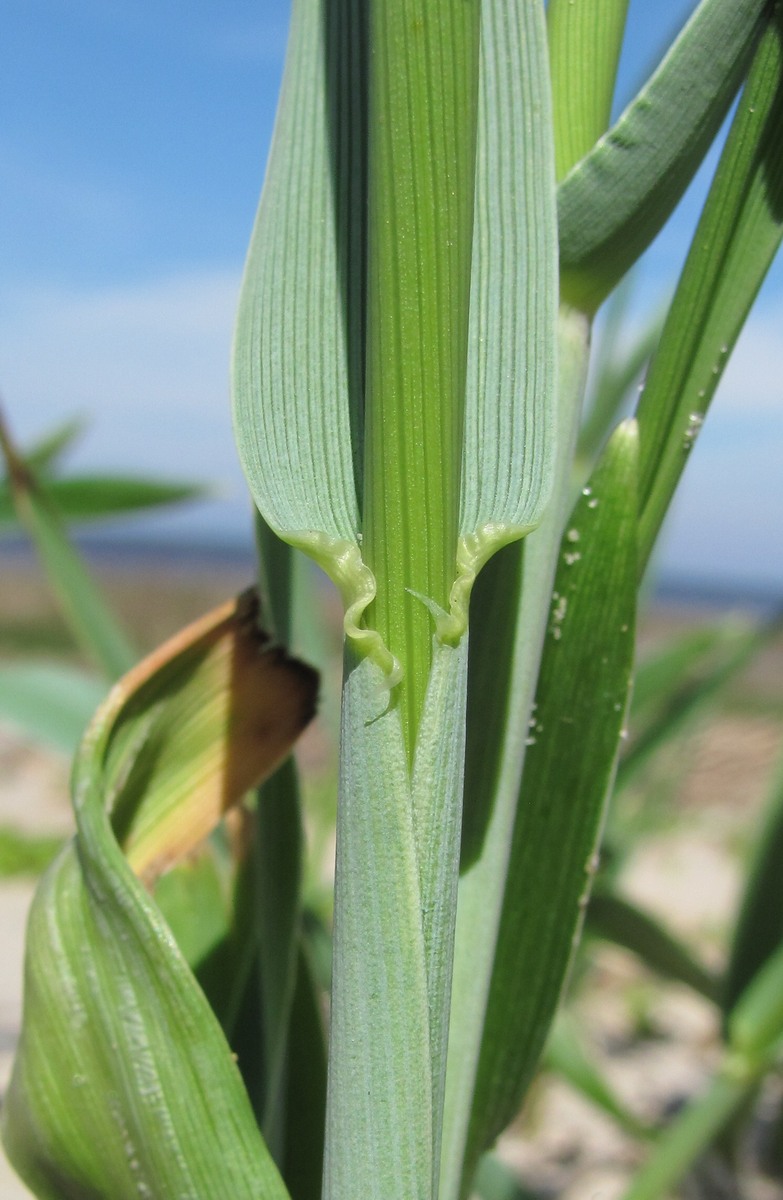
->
[1,268,241,445]
[0,269,252,544]
[1,265,781,589]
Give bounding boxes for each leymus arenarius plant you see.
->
[3,1,781,1198]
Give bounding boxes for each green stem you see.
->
[362,0,481,757]
[548,0,630,182]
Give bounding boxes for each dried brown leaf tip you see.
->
[99,588,318,886]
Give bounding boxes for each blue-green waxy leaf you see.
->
[232,0,364,556]
[452,0,557,616]
[1,595,318,1200]
[558,0,769,313]
[462,421,639,1185]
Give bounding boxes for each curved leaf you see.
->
[2,594,317,1199]
[558,0,768,313]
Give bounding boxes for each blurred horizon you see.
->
[2,0,782,596]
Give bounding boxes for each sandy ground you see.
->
[1,560,781,1198]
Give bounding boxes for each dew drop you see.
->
[582,486,592,496]
[587,497,599,509]
[566,528,580,543]
[682,412,704,451]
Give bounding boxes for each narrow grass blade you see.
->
[280,943,328,1200]
[2,594,318,1200]
[636,8,783,565]
[0,474,207,526]
[620,1072,754,1200]
[728,938,783,1062]
[442,306,591,1200]
[253,505,336,1173]
[0,662,106,753]
[621,938,783,1198]
[255,757,303,1158]
[462,421,638,1186]
[629,624,739,723]
[547,0,630,181]
[558,0,769,313]
[459,542,524,872]
[723,749,783,1019]
[587,888,720,1002]
[19,416,85,474]
[618,613,783,793]
[627,939,783,1199]
[546,1012,652,1139]
[0,413,137,678]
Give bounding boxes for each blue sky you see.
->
[2,0,782,592]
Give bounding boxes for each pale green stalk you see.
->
[441,306,590,1200]
[548,0,630,181]
[362,0,481,754]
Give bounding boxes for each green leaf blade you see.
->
[0,417,137,679]
[0,474,207,526]
[231,0,364,553]
[724,749,783,1020]
[458,0,557,556]
[3,842,291,1200]
[463,420,639,1182]
[558,0,769,313]
[636,7,783,562]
